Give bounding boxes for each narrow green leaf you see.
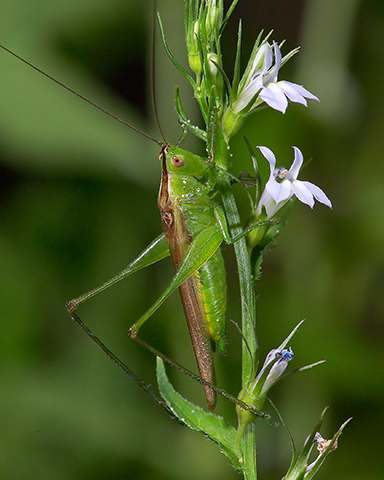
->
[221,0,240,35]
[156,357,242,471]
[231,20,243,101]
[157,13,197,91]
[174,86,207,142]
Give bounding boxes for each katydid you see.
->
[66,138,267,412]
[68,139,263,411]
[68,142,235,411]
[0,44,259,413]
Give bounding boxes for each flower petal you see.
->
[286,146,304,181]
[290,180,315,208]
[257,146,276,171]
[280,81,320,102]
[275,179,293,203]
[273,42,282,69]
[263,42,273,71]
[259,84,288,113]
[278,81,308,106]
[234,75,263,112]
[265,177,283,201]
[245,43,267,85]
[268,42,281,83]
[300,181,332,208]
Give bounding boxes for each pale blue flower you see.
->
[234,42,319,114]
[244,345,294,402]
[260,347,294,395]
[257,146,332,219]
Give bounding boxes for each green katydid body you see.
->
[157,144,227,410]
[68,142,230,411]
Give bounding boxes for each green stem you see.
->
[220,182,258,479]
[221,187,257,382]
[243,424,257,480]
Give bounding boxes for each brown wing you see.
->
[160,203,216,411]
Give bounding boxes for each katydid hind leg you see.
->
[69,297,270,419]
[129,225,224,410]
[68,309,172,414]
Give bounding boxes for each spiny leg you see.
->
[69,309,171,413]
[129,329,273,422]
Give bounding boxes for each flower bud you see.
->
[205,0,223,43]
[187,21,203,76]
[207,52,218,78]
[236,347,293,434]
[260,347,293,394]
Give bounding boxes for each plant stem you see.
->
[220,181,258,479]
[243,423,257,480]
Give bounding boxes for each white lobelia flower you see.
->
[260,347,294,395]
[233,42,319,114]
[257,146,332,219]
[246,346,294,399]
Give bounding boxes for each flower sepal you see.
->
[221,106,246,139]
[283,407,352,480]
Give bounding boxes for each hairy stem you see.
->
[220,180,258,478]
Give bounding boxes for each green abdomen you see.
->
[181,199,227,354]
[198,249,227,353]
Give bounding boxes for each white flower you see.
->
[260,347,294,395]
[257,146,332,219]
[246,345,294,400]
[234,42,319,114]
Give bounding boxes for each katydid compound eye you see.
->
[172,155,185,167]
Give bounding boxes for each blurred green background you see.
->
[0,0,382,478]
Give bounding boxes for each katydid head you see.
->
[160,144,210,178]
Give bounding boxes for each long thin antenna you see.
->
[0,44,163,146]
[151,9,168,144]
